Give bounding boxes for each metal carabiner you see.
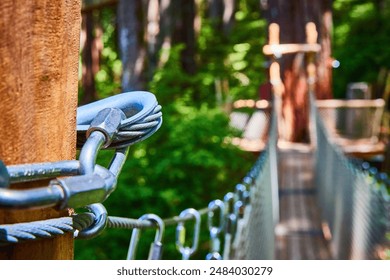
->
[243,176,253,187]
[206,199,225,260]
[235,183,246,202]
[127,214,165,260]
[175,208,201,260]
[208,199,225,237]
[222,213,236,260]
[77,203,108,239]
[224,192,235,215]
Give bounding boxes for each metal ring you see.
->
[76,203,108,239]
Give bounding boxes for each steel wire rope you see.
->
[0,206,213,243]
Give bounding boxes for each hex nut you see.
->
[87,108,126,148]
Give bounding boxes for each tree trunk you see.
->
[222,0,236,36]
[208,0,236,36]
[118,0,146,91]
[158,0,174,66]
[262,0,333,142]
[181,0,197,76]
[0,0,80,259]
[208,0,224,31]
[146,0,160,80]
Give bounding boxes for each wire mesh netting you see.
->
[311,94,390,259]
[228,104,278,260]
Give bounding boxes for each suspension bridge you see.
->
[0,9,388,260]
[0,88,388,260]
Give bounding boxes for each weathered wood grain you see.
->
[0,0,80,259]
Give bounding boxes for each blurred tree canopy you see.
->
[332,0,390,98]
[76,0,262,259]
[76,0,390,259]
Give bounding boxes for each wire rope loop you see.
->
[127,214,165,260]
[175,208,201,260]
[76,91,162,149]
[76,203,108,239]
[207,199,225,237]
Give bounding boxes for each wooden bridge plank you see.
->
[276,145,331,259]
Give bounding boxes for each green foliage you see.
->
[333,0,390,98]
[75,2,260,259]
[95,8,122,99]
[75,100,253,259]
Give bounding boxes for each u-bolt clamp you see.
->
[175,208,201,260]
[127,214,165,260]
[76,203,108,239]
[206,199,225,260]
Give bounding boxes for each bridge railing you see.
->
[229,99,279,259]
[310,94,390,259]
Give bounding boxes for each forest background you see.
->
[75,0,390,259]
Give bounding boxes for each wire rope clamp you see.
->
[127,214,165,260]
[175,208,201,260]
[87,108,126,148]
[77,203,108,239]
[0,160,10,188]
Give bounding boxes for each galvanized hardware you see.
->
[0,161,116,209]
[242,176,253,187]
[243,190,251,206]
[234,200,244,219]
[107,147,130,177]
[235,183,246,202]
[77,91,162,149]
[78,130,106,175]
[127,214,165,260]
[87,108,126,148]
[206,200,225,260]
[53,173,114,210]
[77,203,108,239]
[0,160,10,188]
[6,160,115,188]
[6,160,81,184]
[224,192,235,215]
[176,208,201,260]
[0,184,64,209]
[205,252,222,260]
[222,214,236,260]
[234,184,248,217]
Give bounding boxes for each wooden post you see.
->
[0,0,81,259]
